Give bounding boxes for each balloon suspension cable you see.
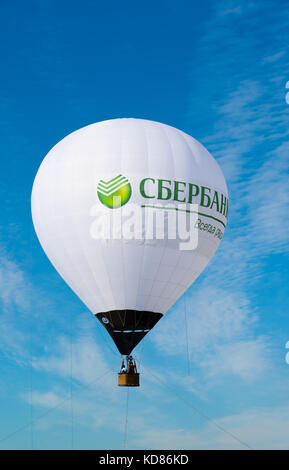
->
[140,362,254,450]
[135,295,253,450]
[29,224,34,450]
[123,387,130,449]
[70,311,74,450]
[182,294,252,450]
[0,366,118,446]
[184,292,191,376]
[136,339,146,371]
[184,292,193,447]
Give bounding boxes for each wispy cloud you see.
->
[262,50,286,64]
[151,286,269,380]
[34,335,115,389]
[151,0,289,387]
[130,402,289,449]
[0,246,42,363]
[1,0,288,451]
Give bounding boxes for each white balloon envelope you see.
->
[31,118,228,355]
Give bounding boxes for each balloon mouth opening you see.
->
[95,310,163,355]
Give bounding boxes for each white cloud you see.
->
[1,0,288,451]
[244,141,289,252]
[34,335,116,389]
[21,389,103,418]
[151,286,268,380]
[22,390,68,410]
[190,0,289,258]
[201,339,268,379]
[20,371,289,450]
[262,50,286,64]
[20,386,122,436]
[130,403,289,450]
[0,253,29,312]
[0,248,43,363]
[166,0,289,389]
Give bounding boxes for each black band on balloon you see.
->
[95,310,163,355]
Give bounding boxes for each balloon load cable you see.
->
[123,388,130,449]
[0,366,117,445]
[140,362,254,450]
[184,291,194,446]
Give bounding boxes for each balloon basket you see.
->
[118,373,140,387]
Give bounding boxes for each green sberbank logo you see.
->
[97,174,132,208]
[93,174,228,247]
[97,174,229,225]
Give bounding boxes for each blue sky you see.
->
[0,0,289,450]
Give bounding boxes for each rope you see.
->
[140,362,254,450]
[182,293,252,450]
[29,322,34,450]
[70,313,74,450]
[183,291,194,449]
[0,366,116,445]
[184,292,191,376]
[29,223,34,450]
[136,339,146,371]
[123,388,130,449]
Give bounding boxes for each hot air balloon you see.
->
[31,118,228,387]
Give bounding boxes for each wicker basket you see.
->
[118,373,140,387]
